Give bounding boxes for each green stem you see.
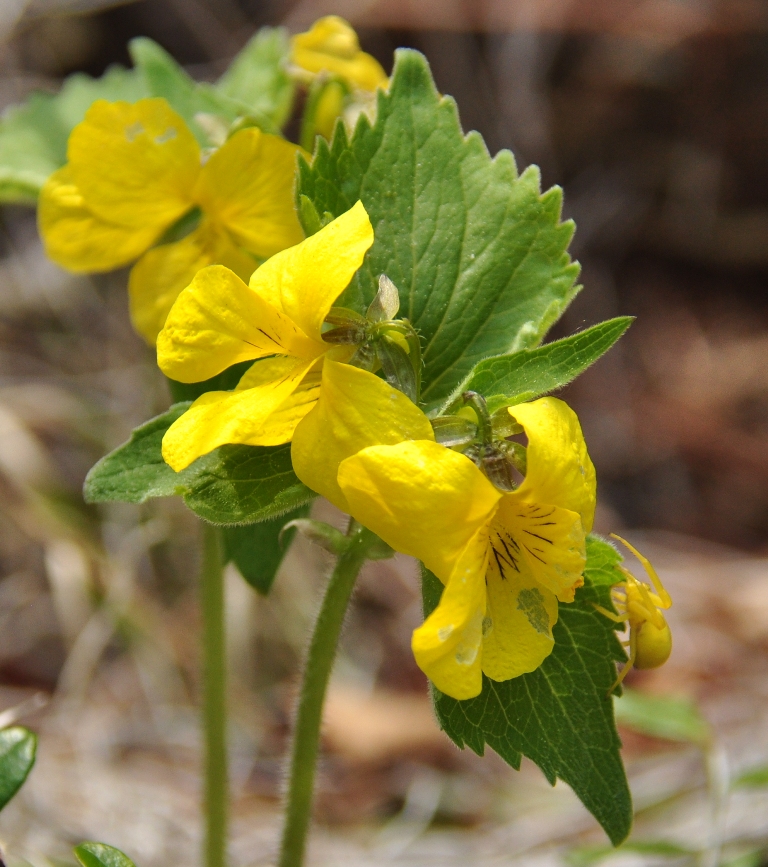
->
[201,522,228,867]
[279,521,375,867]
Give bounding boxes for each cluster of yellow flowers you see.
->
[38,17,671,701]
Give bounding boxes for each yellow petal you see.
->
[338,439,501,581]
[128,221,257,346]
[232,362,322,446]
[412,531,487,700]
[195,128,304,259]
[510,397,596,533]
[68,98,199,230]
[249,200,373,343]
[157,264,325,383]
[38,167,159,272]
[492,497,586,601]
[291,360,435,513]
[291,16,388,91]
[481,534,558,682]
[161,356,315,471]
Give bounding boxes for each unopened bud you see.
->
[367,274,401,323]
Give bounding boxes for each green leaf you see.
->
[0,66,147,203]
[84,405,314,525]
[732,765,768,789]
[443,317,633,414]
[614,689,711,746]
[129,37,281,141]
[84,403,200,504]
[182,443,314,525]
[567,840,695,867]
[217,27,295,130]
[298,49,580,409]
[0,726,37,810]
[74,842,137,867]
[223,503,309,594]
[426,535,632,845]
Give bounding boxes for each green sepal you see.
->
[83,405,314,525]
[216,26,295,130]
[441,317,633,415]
[423,534,632,845]
[0,726,36,811]
[222,503,310,594]
[74,842,137,867]
[298,49,580,408]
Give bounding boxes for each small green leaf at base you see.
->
[223,504,310,594]
[74,842,137,867]
[0,726,37,811]
[442,317,633,414]
[84,405,314,525]
[424,535,632,845]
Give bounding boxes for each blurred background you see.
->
[0,0,767,864]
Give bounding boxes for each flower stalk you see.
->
[279,520,377,867]
[201,523,228,867]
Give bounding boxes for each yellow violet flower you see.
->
[291,16,388,92]
[157,201,374,472]
[335,397,596,700]
[38,97,304,344]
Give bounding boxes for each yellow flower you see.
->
[38,98,304,344]
[157,201,375,472]
[291,16,388,92]
[335,397,596,700]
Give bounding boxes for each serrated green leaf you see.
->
[223,503,309,594]
[614,689,711,746]
[83,403,200,504]
[74,842,137,867]
[84,405,313,525]
[443,317,633,414]
[0,726,37,810]
[217,27,294,130]
[298,49,580,409]
[182,443,314,525]
[426,534,632,845]
[0,65,147,203]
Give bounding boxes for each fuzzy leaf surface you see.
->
[74,843,137,867]
[444,317,632,414]
[223,503,309,594]
[424,534,632,844]
[217,27,294,129]
[298,49,580,408]
[0,726,36,810]
[84,405,313,524]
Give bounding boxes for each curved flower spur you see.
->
[38,98,303,343]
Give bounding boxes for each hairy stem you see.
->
[201,523,228,867]
[278,521,375,867]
